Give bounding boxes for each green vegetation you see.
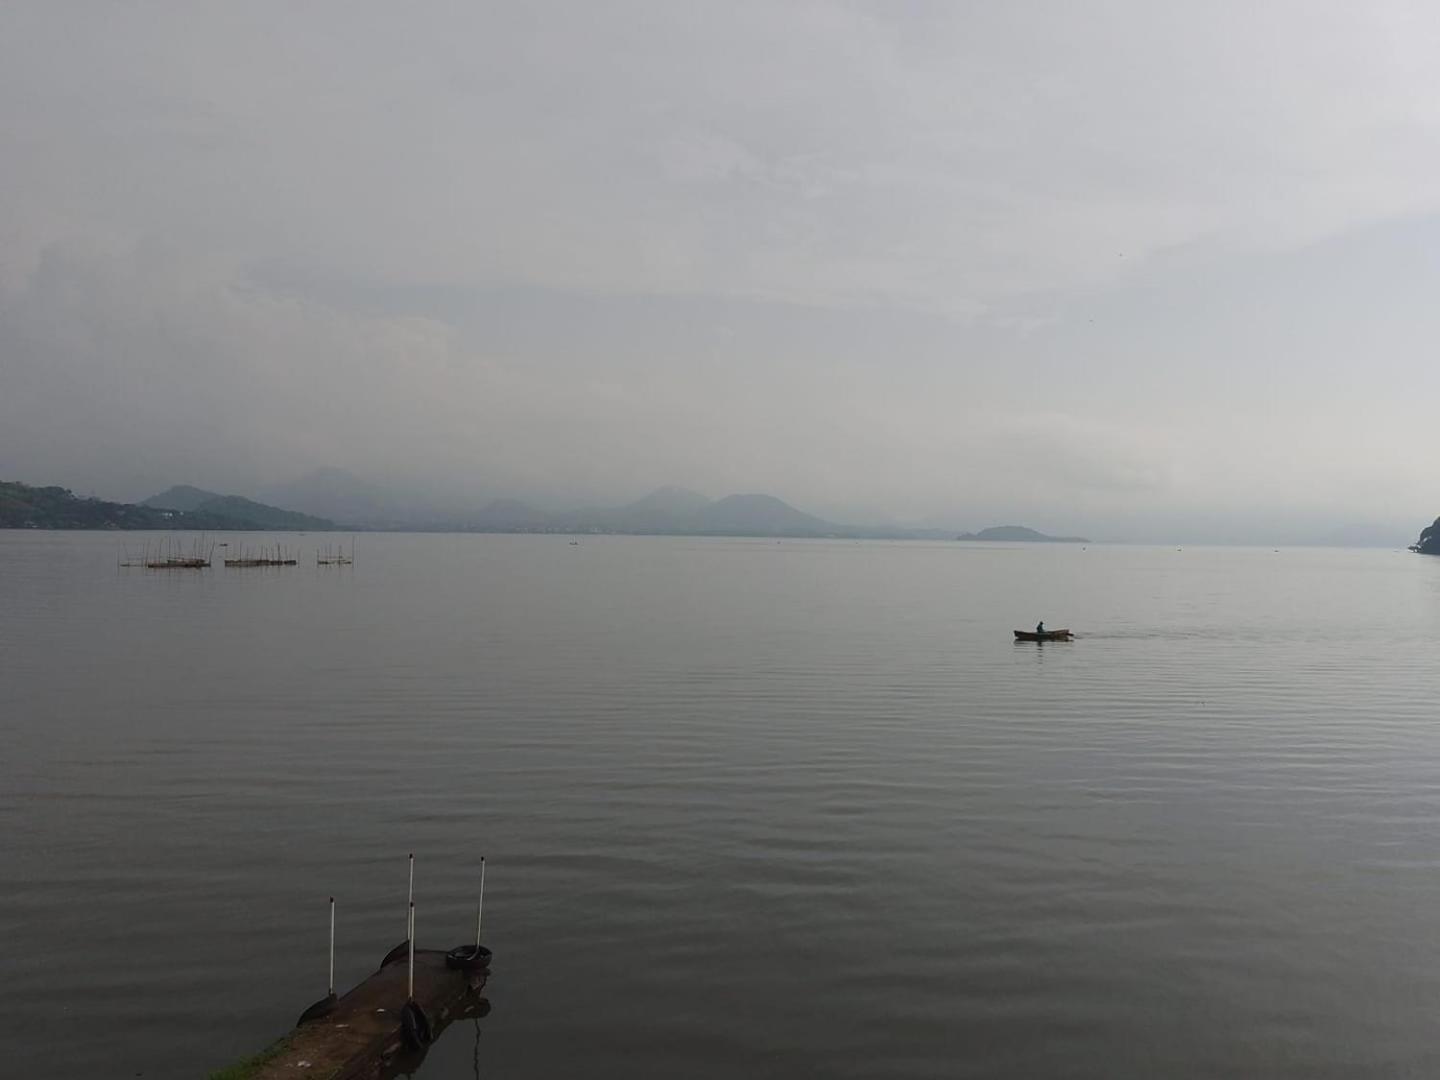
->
[0,480,336,531]
[182,494,333,531]
[207,1037,293,1080]
[0,481,173,529]
[145,486,332,529]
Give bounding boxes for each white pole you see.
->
[474,857,486,949]
[328,896,335,996]
[408,901,416,1000]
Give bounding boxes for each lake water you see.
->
[5,531,1440,1078]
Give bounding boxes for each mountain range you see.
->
[555,488,836,536]
[1,480,335,531]
[256,468,444,529]
[5,469,1423,546]
[2,473,982,537]
[181,472,942,537]
[408,487,840,536]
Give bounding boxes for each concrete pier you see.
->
[232,949,489,1080]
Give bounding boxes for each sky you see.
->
[3,1,1440,542]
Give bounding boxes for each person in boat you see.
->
[1036,621,1045,635]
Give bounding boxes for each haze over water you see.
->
[6,531,1440,1078]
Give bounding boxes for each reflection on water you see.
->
[388,993,491,1080]
[3,533,1440,1079]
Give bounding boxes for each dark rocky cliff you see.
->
[1414,518,1440,554]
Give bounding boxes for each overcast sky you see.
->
[3,2,1439,541]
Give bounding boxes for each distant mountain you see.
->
[3,480,334,531]
[956,525,1089,543]
[243,469,958,537]
[566,486,713,533]
[258,467,437,527]
[142,486,335,529]
[614,485,712,528]
[470,498,552,530]
[563,488,835,536]
[252,477,942,538]
[694,493,833,536]
[143,485,223,511]
[188,495,333,531]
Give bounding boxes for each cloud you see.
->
[7,2,1440,316]
[2,2,1439,536]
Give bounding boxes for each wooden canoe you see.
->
[1014,629,1073,641]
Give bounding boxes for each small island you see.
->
[955,525,1090,543]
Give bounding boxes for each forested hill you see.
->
[0,481,335,530]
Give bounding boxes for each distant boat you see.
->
[1014,629,1073,642]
